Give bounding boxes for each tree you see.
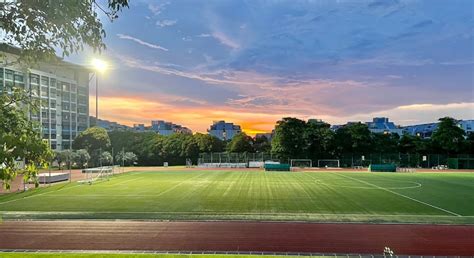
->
[253,135,271,153]
[304,120,335,160]
[1,0,129,64]
[372,133,399,153]
[271,118,307,160]
[398,134,418,153]
[0,88,52,189]
[334,122,373,155]
[72,127,111,153]
[227,132,254,153]
[193,133,225,153]
[431,117,466,154]
[71,149,90,168]
[100,151,113,166]
[115,151,137,166]
[464,133,474,154]
[54,150,72,170]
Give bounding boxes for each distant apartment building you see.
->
[90,116,131,131]
[366,117,403,135]
[132,120,191,135]
[208,120,242,140]
[402,119,474,138]
[1,45,90,150]
[133,123,146,132]
[151,120,192,135]
[331,117,403,135]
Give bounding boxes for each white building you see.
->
[1,45,90,150]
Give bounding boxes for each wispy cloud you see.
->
[116,34,168,51]
[196,33,211,38]
[148,2,169,16]
[211,31,240,49]
[156,19,177,27]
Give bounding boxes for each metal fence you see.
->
[339,153,474,168]
[198,152,474,169]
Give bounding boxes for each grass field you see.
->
[1,170,473,224]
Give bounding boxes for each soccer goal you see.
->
[290,159,312,168]
[317,159,340,168]
[79,166,113,184]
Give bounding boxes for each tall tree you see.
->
[304,120,335,160]
[271,118,307,160]
[227,132,254,153]
[334,122,373,155]
[372,133,399,153]
[253,135,271,153]
[464,133,474,154]
[398,134,418,153]
[431,117,466,154]
[72,126,111,152]
[71,149,90,168]
[0,89,52,189]
[1,0,129,64]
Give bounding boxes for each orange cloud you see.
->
[91,95,284,135]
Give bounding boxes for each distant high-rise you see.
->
[208,120,242,140]
[1,45,90,150]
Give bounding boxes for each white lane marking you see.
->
[314,179,422,190]
[0,184,82,205]
[333,173,461,217]
[103,177,144,187]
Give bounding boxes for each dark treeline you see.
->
[272,117,473,161]
[70,116,473,166]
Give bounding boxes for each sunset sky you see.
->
[70,0,473,135]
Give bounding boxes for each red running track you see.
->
[0,221,473,256]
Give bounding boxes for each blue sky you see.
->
[77,0,474,134]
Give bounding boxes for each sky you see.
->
[71,0,473,135]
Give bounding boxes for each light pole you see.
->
[91,58,107,121]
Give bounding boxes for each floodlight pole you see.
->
[95,73,99,120]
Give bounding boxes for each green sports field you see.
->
[1,170,473,224]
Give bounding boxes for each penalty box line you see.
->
[332,173,462,217]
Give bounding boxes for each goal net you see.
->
[290,159,312,168]
[79,166,113,184]
[317,159,340,168]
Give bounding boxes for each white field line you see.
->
[103,177,144,187]
[0,184,82,205]
[333,173,462,217]
[152,172,206,198]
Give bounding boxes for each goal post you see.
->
[79,166,113,184]
[290,159,312,168]
[317,159,340,168]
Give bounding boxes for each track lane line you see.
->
[332,172,461,217]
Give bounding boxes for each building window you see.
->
[14,72,24,83]
[30,74,39,84]
[41,76,49,86]
[62,82,70,92]
[5,69,14,80]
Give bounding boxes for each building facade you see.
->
[1,46,90,150]
[366,117,403,135]
[91,117,131,131]
[208,120,242,140]
[402,119,474,138]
